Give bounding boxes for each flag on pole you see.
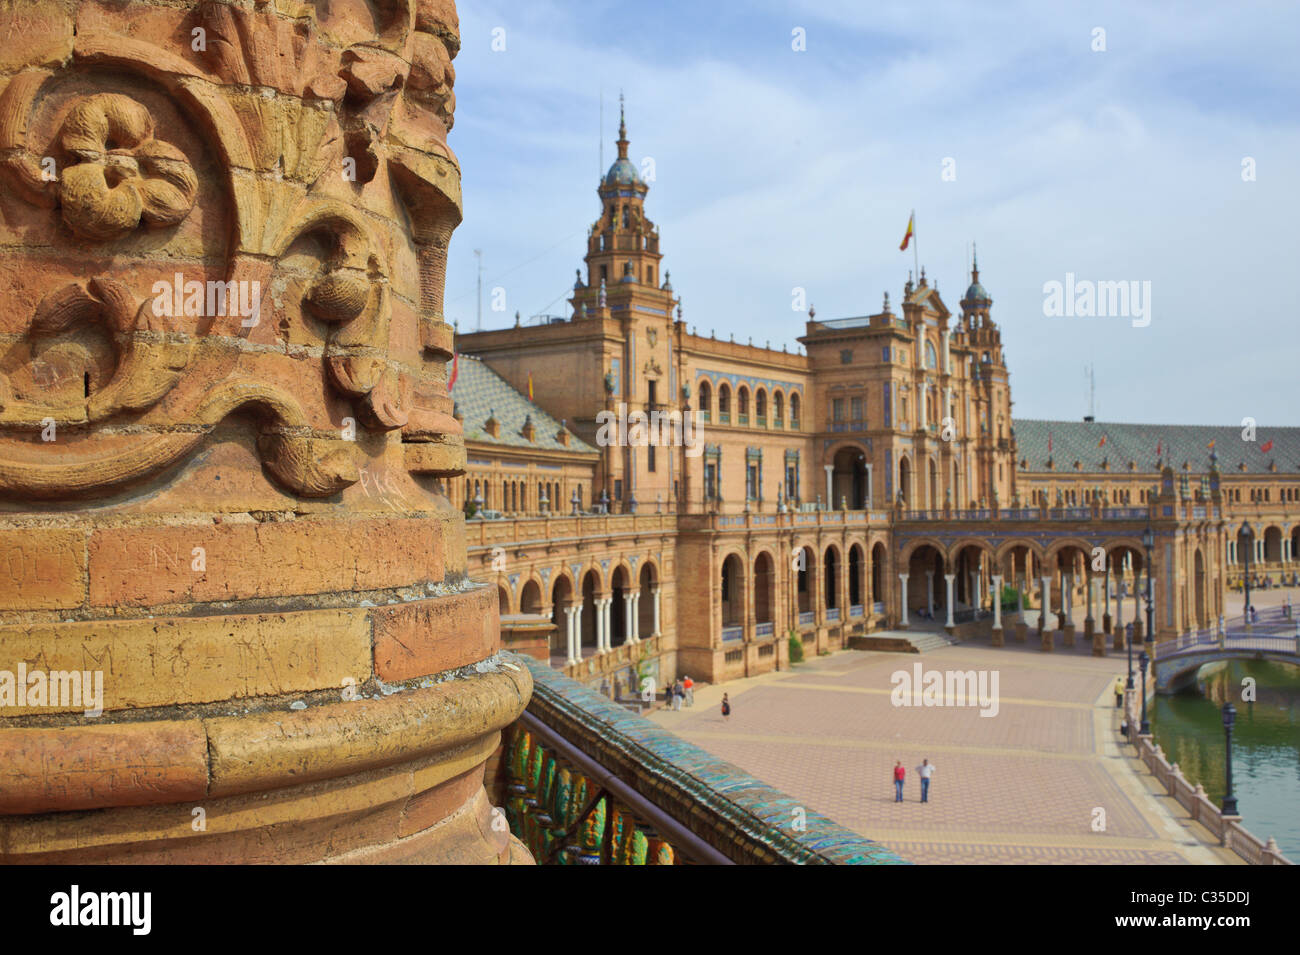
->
[899,212,914,251]
[1048,430,1053,455]
[1206,439,1216,450]
[448,351,459,392]
[1098,435,1107,448]
[1260,439,1274,454]
[527,373,534,402]
[1156,439,1162,457]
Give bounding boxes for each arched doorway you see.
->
[639,563,658,636]
[550,576,573,660]
[580,569,600,654]
[796,545,817,620]
[520,579,542,615]
[1194,549,1207,629]
[832,447,868,509]
[754,552,775,632]
[906,544,945,620]
[871,542,887,607]
[848,544,864,611]
[610,565,629,648]
[721,554,745,637]
[898,456,912,506]
[823,545,840,615]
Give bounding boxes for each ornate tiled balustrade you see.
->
[501,654,906,865]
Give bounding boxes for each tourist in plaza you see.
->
[672,678,684,711]
[1114,676,1124,708]
[893,760,905,802]
[682,674,694,706]
[721,693,731,721]
[916,759,935,803]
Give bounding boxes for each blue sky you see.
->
[443,1,1299,425]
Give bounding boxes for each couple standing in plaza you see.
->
[893,759,936,802]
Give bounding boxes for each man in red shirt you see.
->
[682,675,694,707]
[893,760,905,802]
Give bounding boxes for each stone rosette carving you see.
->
[0,0,466,499]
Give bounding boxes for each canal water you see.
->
[1151,659,1300,858]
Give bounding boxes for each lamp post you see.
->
[1221,703,1238,816]
[1138,650,1151,736]
[1122,578,1134,690]
[1141,525,1155,648]
[1241,521,1254,625]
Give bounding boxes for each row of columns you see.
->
[562,589,662,665]
[1228,538,1293,564]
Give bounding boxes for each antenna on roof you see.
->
[1084,364,1095,422]
[599,87,604,178]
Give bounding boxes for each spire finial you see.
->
[616,90,628,158]
[972,241,979,280]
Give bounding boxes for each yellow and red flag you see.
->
[1206,439,1216,450]
[527,373,534,401]
[1261,439,1274,454]
[1098,435,1107,448]
[899,212,915,251]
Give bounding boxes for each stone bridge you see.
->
[1155,610,1300,692]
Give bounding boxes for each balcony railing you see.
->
[503,655,906,865]
[798,611,815,626]
[850,604,864,618]
[721,625,743,642]
[756,622,774,637]
[826,607,841,621]
[738,414,749,426]
[756,416,766,427]
[719,412,730,424]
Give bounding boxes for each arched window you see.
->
[925,341,938,369]
[718,383,731,420]
[756,388,767,423]
[773,390,784,424]
[738,386,750,417]
[790,392,800,427]
[699,380,712,421]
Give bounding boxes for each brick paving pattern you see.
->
[651,637,1241,865]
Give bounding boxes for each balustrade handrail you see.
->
[512,654,906,865]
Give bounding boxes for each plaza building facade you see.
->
[447,115,1300,690]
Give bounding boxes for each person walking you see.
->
[916,759,935,803]
[893,760,905,802]
[1113,675,1124,708]
[683,674,694,707]
[671,678,683,711]
[721,693,731,721]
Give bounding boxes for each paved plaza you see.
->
[651,626,1247,865]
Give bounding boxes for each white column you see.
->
[1063,573,1073,626]
[1040,576,1051,630]
[824,465,834,504]
[944,574,956,628]
[624,593,634,646]
[565,606,578,664]
[925,570,935,616]
[992,575,1003,629]
[943,328,951,374]
[629,593,640,643]
[653,587,662,636]
[596,598,607,653]
[603,598,614,651]
[898,574,910,626]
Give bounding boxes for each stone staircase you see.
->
[900,631,956,653]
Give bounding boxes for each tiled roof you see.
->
[449,356,597,455]
[1013,419,1300,475]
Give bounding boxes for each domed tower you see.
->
[956,246,1015,504]
[574,97,665,312]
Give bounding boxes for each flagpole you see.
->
[912,209,919,283]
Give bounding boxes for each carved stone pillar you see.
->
[0,0,531,864]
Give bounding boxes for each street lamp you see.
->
[1221,703,1238,816]
[1138,650,1151,736]
[1122,578,1134,690]
[1141,525,1155,649]
[1241,521,1254,626]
